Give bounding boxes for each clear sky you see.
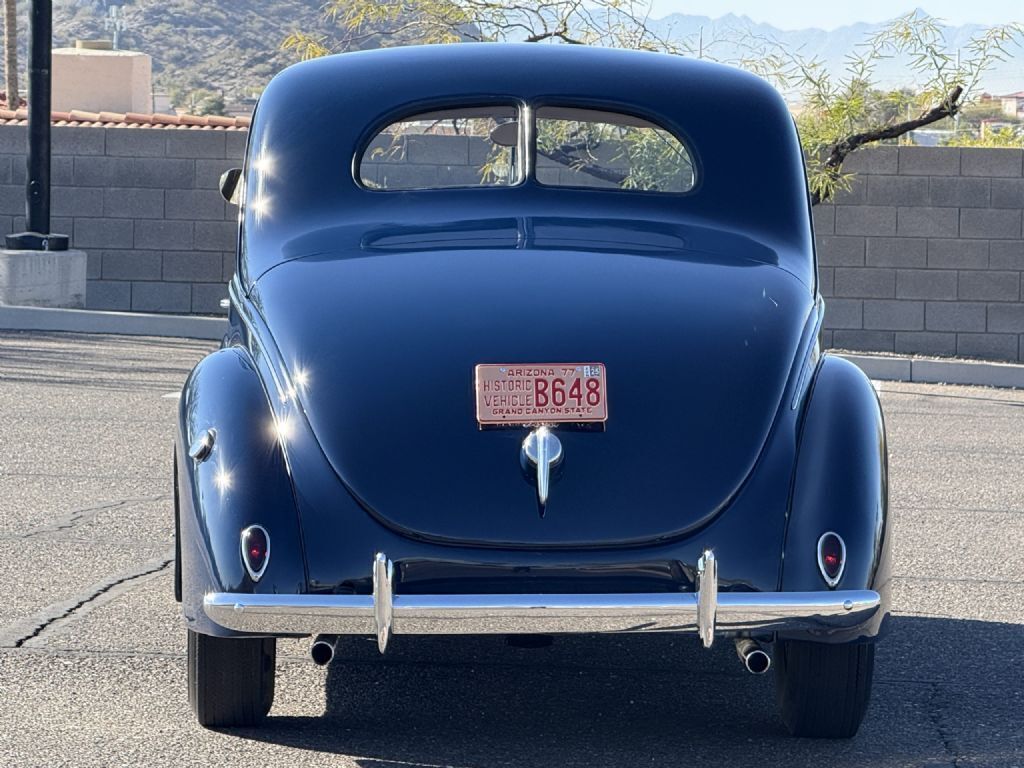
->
[647,1,1023,29]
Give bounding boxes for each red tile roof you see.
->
[0,107,250,129]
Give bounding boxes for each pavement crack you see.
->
[0,495,169,540]
[927,681,962,768]
[0,552,173,649]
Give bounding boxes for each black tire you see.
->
[187,629,276,728]
[774,638,875,738]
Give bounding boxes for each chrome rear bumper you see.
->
[203,551,880,653]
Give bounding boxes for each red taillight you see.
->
[241,525,269,581]
[817,532,845,587]
[823,550,840,573]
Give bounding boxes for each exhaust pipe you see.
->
[734,637,771,675]
[310,634,339,666]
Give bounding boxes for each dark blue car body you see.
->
[175,44,889,735]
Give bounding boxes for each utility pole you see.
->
[5,0,68,251]
[105,5,126,50]
[953,48,961,138]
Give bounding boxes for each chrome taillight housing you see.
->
[241,525,270,581]
[817,531,846,588]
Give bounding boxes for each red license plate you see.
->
[475,363,608,425]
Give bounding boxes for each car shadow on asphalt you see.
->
[232,616,1024,766]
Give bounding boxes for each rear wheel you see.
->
[187,629,276,727]
[774,638,874,738]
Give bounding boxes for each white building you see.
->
[1000,91,1024,120]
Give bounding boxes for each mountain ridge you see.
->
[38,3,1024,102]
[651,12,1020,93]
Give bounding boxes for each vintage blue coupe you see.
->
[175,43,890,736]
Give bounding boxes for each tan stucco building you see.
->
[52,44,152,114]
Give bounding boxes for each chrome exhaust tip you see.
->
[734,637,771,675]
[310,634,339,666]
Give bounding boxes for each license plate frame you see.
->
[474,363,608,426]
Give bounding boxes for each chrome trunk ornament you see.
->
[521,426,563,508]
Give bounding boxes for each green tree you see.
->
[770,14,1024,202]
[283,0,681,59]
[193,91,226,117]
[283,4,1023,204]
[946,127,1024,147]
[169,85,227,117]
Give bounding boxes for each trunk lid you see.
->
[254,240,810,547]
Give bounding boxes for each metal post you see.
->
[26,0,51,235]
[5,0,68,251]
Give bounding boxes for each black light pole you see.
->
[5,0,68,251]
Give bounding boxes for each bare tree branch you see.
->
[538,145,628,184]
[811,85,963,205]
[524,28,584,44]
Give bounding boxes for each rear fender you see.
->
[781,354,891,641]
[176,346,307,636]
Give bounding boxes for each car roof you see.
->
[240,44,813,288]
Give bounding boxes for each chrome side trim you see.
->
[373,552,394,653]
[696,549,717,648]
[204,553,881,648]
[817,531,847,588]
[791,300,824,410]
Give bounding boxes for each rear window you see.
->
[357,105,695,194]
[359,106,521,190]
[535,107,696,193]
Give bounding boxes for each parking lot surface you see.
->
[0,330,1021,767]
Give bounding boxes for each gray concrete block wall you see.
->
[818,146,1024,362]
[2,127,1023,366]
[0,125,245,314]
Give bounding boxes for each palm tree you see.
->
[3,0,16,108]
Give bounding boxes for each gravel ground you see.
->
[0,330,1021,767]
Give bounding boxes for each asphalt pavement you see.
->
[0,330,1021,767]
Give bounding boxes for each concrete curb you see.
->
[0,305,226,340]
[837,353,1024,390]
